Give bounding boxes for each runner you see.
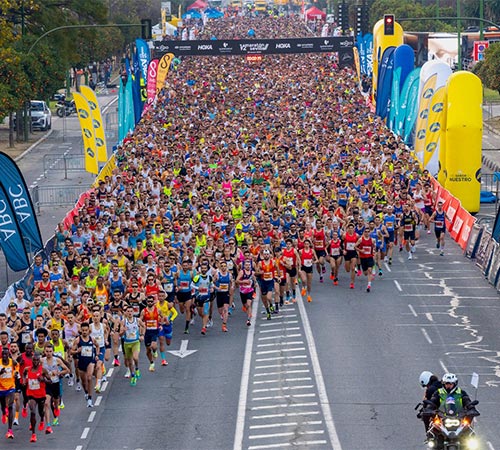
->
[24,353,49,443]
[356,227,376,292]
[193,263,214,335]
[0,347,16,439]
[140,296,161,371]
[299,239,318,303]
[430,200,448,256]
[255,249,278,320]
[121,306,145,386]
[236,259,256,326]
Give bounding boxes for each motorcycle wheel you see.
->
[56,108,65,118]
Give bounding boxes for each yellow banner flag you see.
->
[423,86,446,168]
[73,92,98,174]
[414,74,437,160]
[156,53,174,94]
[80,85,108,163]
[93,154,116,187]
[353,47,361,89]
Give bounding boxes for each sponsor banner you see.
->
[135,38,151,83]
[356,33,367,75]
[0,152,43,252]
[93,155,116,188]
[456,208,476,250]
[423,86,445,170]
[444,195,460,233]
[393,44,414,91]
[375,46,395,119]
[156,52,174,94]
[353,47,361,86]
[396,67,420,137]
[465,223,482,258]
[403,72,421,143]
[80,85,108,163]
[475,229,492,272]
[153,37,354,57]
[482,237,497,277]
[246,54,263,63]
[414,73,437,161]
[0,183,30,271]
[364,34,373,76]
[144,59,159,116]
[487,242,500,286]
[388,66,401,131]
[73,92,99,174]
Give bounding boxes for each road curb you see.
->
[14,129,54,162]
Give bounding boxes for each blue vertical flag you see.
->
[0,184,29,271]
[396,67,421,136]
[132,48,143,124]
[375,46,395,120]
[124,76,136,134]
[364,34,373,77]
[135,39,151,84]
[118,78,125,143]
[403,76,421,144]
[393,44,415,91]
[388,67,401,132]
[0,152,43,252]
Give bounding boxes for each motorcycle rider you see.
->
[418,371,442,433]
[429,373,473,414]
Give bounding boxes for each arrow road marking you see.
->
[167,340,198,358]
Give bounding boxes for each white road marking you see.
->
[249,420,322,430]
[259,327,300,334]
[425,313,434,322]
[100,381,108,392]
[107,368,114,377]
[81,427,90,439]
[258,333,302,341]
[383,262,391,272]
[439,360,449,373]
[257,341,304,348]
[421,328,433,344]
[394,280,402,291]
[251,402,319,411]
[255,363,309,370]
[254,369,310,377]
[252,393,316,401]
[252,411,321,420]
[260,320,299,327]
[249,430,325,439]
[255,355,307,362]
[256,347,306,355]
[94,396,102,406]
[253,377,312,385]
[408,304,418,317]
[87,411,96,422]
[76,446,83,450]
[487,441,495,450]
[296,293,343,449]
[248,440,327,449]
[233,292,259,450]
[252,385,314,393]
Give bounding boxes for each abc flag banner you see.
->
[423,86,446,169]
[396,67,420,137]
[364,34,373,76]
[135,39,151,86]
[143,59,159,116]
[0,152,43,252]
[388,66,401,131]
[73,92,99,174]
[80,85,108,163]
[375,46,395,120]
[414,74,437,160]
[156,53,174,94]
[0,183,29,271]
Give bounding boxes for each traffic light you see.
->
[384,14,395,35]
[141,19,152,40]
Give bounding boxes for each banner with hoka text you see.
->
[0,152,43,252]
[80,85,108,163]
[73,92,99,174]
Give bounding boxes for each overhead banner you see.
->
[73,92,99,174]
[0,152,43,252]
[156,52,174,94]
[80,85,108,163]
[153,37,354,57]
[0,184,30,271]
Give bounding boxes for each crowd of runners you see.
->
[0,14,450,443]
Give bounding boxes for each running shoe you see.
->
[322,265,326,274]
[427,229,431,234]
[440,251,444,256]
[124,368,131,378]
[95,381,101,393]
[357,269,362,277]
[130,376,137,387]
[38,422,45,431]
[30,433,37,443]
[184,329,190,334]
[222,324,228,332]
[301,287,306,296]
[113,358,120,367]
[292,297,297,303]
[319,276,323,283]
[330,274,335,280]
[76,381,82,391]
[22,407,27,418]
[408,253,413,260]
[266,313,272,320]
[279,299,284,307]
[207,319,213,328]
[307,295,312,303]
[378,269,383,277]
[399,245,403,252]
[59,400,65,409]
[45,426,53,435]
[284,300,291,305]
[201,327,207,335]
[68,376,74,387]
[52,418,59,426]
[149,362,155,372]
[152,350,158,359]
[333,278,338,286]
[13,418,19,426]
[53,406,60,418]
[366,285,371,293]
[87,398,93,408]
[436,242,440,249]
[5,429,13,439]
[246,319,251,326]
[135,369,141,379]
[388,257,392,265]
[161,359,168,366]
[349,283,354,289]
[228,306,233,315]
[1,409,7,424]
[242,305,246,312]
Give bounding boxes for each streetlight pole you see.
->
[479,0,484,40]
[457,0,461,70]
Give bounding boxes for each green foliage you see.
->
[474,44,500,94]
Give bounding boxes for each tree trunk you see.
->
[8,112,14,148]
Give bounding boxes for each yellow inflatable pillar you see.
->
[372,18,404,104]
[444,72,482,213]
[437,88,448,186]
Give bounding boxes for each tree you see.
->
[474,43,500,94]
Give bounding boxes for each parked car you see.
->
[14,100,52,131]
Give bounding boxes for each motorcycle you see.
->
[421,399,480,450]
[56,99,76,117]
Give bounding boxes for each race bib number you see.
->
[28,379,40,390]
[180,281,189,289]
[284,257,293,266]
[146,320,157,330]
[362,246,372,255]
[164,283,174,293]
[81,346,93,357]
[51,373,60,383]
[22,332,31,344]
[263,272,273,281]
[435,220,444,228]
[126,330,137,340]
[404,224,413,232]
[0,367,12,378]
[330,247,340,256]
[303,259,313,267]
[346,242,355,251]
[199,287,209,295]
[94,335,104,347]
[219,283,229,291]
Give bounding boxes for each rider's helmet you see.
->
[442,373,458,392]
[419,371,434,388]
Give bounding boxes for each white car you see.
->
[30,100,52,131]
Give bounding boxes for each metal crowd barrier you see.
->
[42,154,86,179]
[30,185,86,213]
